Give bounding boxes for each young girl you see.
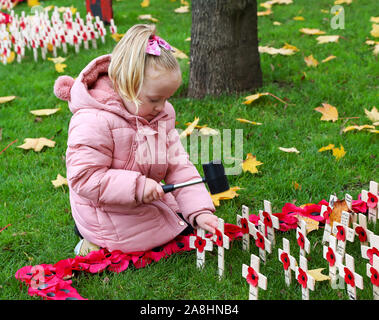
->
[54,24,219,256]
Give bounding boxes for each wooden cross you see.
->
[259,200,280,246]
[321,194,337,245]
[337,253,364,300]
[361,180,378,224]
[242,254,267,300]
[296,219,310,257]
[345,193,356,224]
[332,211,355,257]
[323,234,343,287]
[353,213,373,247]
[361,234,379,266]
[212,218,230,279]
[295,255,315,300]
[189,228,213,269]
[278,238,297,286]
[252,221,272,264]
[236,205,254,251]
[366,254,379,300]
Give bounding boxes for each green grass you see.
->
[0,0,378,300]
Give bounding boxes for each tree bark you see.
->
[188,0,262,99]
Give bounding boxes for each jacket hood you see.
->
[53,54,170,127]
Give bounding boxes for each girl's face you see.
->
[123,66,182,121]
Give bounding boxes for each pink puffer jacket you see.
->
[54,54,215,252]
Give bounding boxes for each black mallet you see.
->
[162,160,230,195]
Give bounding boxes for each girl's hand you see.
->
[195,213,219,234]
[142,178,165,203]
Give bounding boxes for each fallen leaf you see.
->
[171,46,188,59]
[257,9,273,16]
[314,103,338,122]
[243,92,269,104]
[368,129,379,133]
[308,268,330,281]
[371,24,379,38]
[174,6,189,13]
[242,153,263,174]
[298,215,319,233]
[47,56,66,64]
[199,127,219,136]
[293,181,301,190]
[210,186,241,207]
[30,108,60,116]
[374,44,379,56]
[273,21,282,26]
[371,17,379,24]
[316,35,339,44]
[334,0,352,4]
[17,137,56,152]
[278,147,300,153]
[6,51,15,64]
[365,106,379,122]
[300,28,326,35]
[321,55,337,63]
[259,45,297,56]
[140,0,149,7]
[111,33,125,42]
[0,96,16,104]
[179,117,199,138]
[236,118,262,125]
[282,43,299,52]
[332,144,346,160]
[318,144,335,152]
[293,16,305,21]
[304,55,319,67]
[52,174,68,188]
[138,14,159,22]
[343,124,375,133]
[55,63,67,73]
[27,0,40,7]
[329,199,349,227]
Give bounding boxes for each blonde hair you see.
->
[108,24,180,112]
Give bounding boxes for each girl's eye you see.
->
[150,99,159,103]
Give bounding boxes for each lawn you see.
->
[0,0,378,300]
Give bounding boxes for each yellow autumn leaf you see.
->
[140,0,149,7]
[179,117,199,138]
[321,55,337,63]
[48,56,66,64]
[111,33,125,42]
[174,6,189,13]
[368,129,379,133]
[257,9,273,16]
[334,0,352,4]
[210,186,241,207]
[282,43,299,52]
[273,21,282,26]
[308,268,330,281]
[0,96,16,104]
[365,106,379,123]
[199,127,219,136]
[138,14,159,22]
[27,0,40,7]
[316,35,339,44]
[236,118,262,125]
[371,17,379,24]
[55,63,67,73]
[17,137,56,152]
[304,55,319,67]
[278,147,300,154]
[30,108,60,116]
[293,16,305,21]
[259,46,297,56]
[332,144,346,160]
[374,44,379,56]
[171,46,188,59]
[299,28,326,35]
[6,51,15,64]
[242,153,263,174]
[293,181,301,190]
[298,215,319,233]
[314,103,338,122]
[371,24,379,38]
[243,92,269,105]
[343,124,375,133]
[52,174,68,188]
[318,144,335,152]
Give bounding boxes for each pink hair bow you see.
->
[146,35,173,56]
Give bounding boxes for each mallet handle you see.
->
[162,178,206,193]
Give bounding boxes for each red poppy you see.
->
[367,192,378,209]
[344,267,355,287]
[240,218,249,234]
[352,199,367,213]
[297,268,308,289]
[280,252,290,270]
[326,247,336,267]
[367,247,379,265]
[370,267,379,287]
[262,211,273,228]
[215,229,223,247]
[246,266,259,287]
[336,225,346,242]
[355,226,367,243]
[297,232,305,249]
[322,206,332,225]
[194,236,206,253]
[255,232,265,250]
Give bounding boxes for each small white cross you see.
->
[236,205,254,251]
[345,193,356,224]
[295,255,315,300]
[296,219,310,257]
[189,228,213,269]
[337,253,364,300]
[361,181,378,224]
[252,221,272,264]
[353,213,373,246]
[259,200,280,246]
[323,234,343,287]
[366,254,379,300]
[321,204,332,244]
[332,211,355,257]
[242,254,267,300]
[212,218,230,280]
[361,234,379,265]
[278,238,297,286]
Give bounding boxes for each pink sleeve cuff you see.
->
[135,175,146,204]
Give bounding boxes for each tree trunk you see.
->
[188,0,262,99]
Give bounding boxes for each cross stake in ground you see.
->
[278,237,297,286]
[361,180,378,224]
[337,253,364,300]
[353,213,373,247]
[189,228,213,269]
[253,221,272,264]
[295,255,315,300]
[296,219,310,257]
[237,205,254,251]
[323,234,343,287]
[212,217,230,280]
[366,254,379,300]
[259,200,280,246]
[321,204,333,245]
[332,211,355,257]
[242,254,267,300]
